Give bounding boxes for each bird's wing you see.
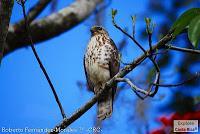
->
[110,39,120,77]
[109,39,120,98]
[83,56,94,91]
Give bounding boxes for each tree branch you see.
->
[0,0,14,63]
[50,33,173,133]
[14,0,52,30]
[116,78,150,100]
[4,0,102,56]
[152,72,200,87]
[165,44,200,54]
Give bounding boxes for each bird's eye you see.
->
[98,27,102,30]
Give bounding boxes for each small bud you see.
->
[145,17,151,26]
[145,17,154,34]
[111,9,118,18]
[131,15,136,23]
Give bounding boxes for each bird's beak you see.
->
[90,27,95,34]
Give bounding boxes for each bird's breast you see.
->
[85,36,112,84]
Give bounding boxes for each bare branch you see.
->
[50,33,173,133]
[4,0,102,56]
[0,0,14,63]
[148,30,153,53]
[131,15,136,38]
[152,72,200,87]
[17,0,66,119]
[145,17,153,53]
[165,44,200,54]
[116,78,148,99]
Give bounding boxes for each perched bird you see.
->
[84,26,120,120]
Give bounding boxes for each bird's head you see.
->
[90,26,108,36]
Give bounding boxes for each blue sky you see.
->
[0,0,199,134]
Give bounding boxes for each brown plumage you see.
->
[84,26,120,120]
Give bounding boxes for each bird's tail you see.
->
[97,88,113,120]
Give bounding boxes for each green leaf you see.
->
[188,15,200,48]
[171,8,200,36]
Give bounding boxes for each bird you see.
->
[84,26,120,120]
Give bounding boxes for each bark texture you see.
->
[0,0,14,63]
[4,0,102,55]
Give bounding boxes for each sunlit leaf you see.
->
[171,8,200,36]
[188,15,200,48]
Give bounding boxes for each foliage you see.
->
[171,8,200,48]
[188,15,200,48]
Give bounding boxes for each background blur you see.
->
[0,0,200,133]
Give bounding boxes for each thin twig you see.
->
[152,72,200,87]
[18,0,66,119]
[112,17,146,53]
[145,30,160,97]
[146,23,153,54]
[165,44,200,54]
[112,13,160,97]
[131,15,136,38]
[148,33,153,53]
[120,49,169,65]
